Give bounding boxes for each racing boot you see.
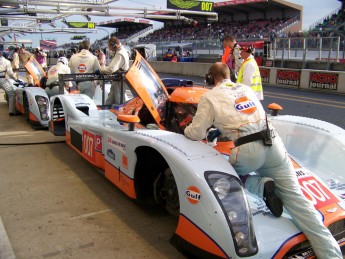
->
[263,181,283,217]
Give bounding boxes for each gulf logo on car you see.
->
[186,186,202,204]
[234,96,257,115]
[78,64,87,73]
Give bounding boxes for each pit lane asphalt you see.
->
[0,90,185,259]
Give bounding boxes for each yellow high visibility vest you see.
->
[237,57,263,100]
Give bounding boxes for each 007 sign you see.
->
[82,130,96,163]
[298,176,339,210]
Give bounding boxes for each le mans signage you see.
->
[167,0,214,12]
[67,22,95,29]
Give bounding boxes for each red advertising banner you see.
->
[309,72,338,90]
[259,68,270,83]
[276,69,300,87]
[215,0,266,7]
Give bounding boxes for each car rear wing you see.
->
[58,72,126,106]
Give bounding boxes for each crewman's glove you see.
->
[207,128,221,142]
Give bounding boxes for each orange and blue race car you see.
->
[48,51,345,258]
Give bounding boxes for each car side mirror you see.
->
[117,115,140,131]
[268,103,283,116]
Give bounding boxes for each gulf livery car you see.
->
[49,52,345,258]
[15,58,50,128]
[14,58,111,129]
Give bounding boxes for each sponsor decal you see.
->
[252,199,272,216]
[234,96,257,115]
[309,72,338,90]
[259,68,270,83]
[287,248,314,259]
[122,155,128,169]
[186,186,202,204]
[107,149,115,160]
[107,135,126,153]
[276,69,300,87]
[326,207,337,213]
[78,64,86,73]
[95,135,102,152]
[49,68,58,75]
[296,169,339,209]
[82,130,95,162]
[325,179,345,190]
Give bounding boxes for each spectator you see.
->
[34,48,47,69]
[222,35,243,82]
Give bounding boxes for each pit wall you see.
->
[148,61,345,94]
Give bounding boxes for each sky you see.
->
[8,0,343,48]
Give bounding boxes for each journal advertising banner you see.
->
[309,72,338,91]
[276,69,301,87]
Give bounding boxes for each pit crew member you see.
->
[237,46,263,100]
[45,57,72,98]
[0,51,19,116]
[69,40,101,98]
[184,62,342,259]
[19,46,34,86]
[97,36,129,105]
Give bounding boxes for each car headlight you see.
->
[205,171,258,257]
[35,95,49,121]
[213,178,231,199]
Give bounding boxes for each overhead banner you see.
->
[67,22,95,29]
[276,69,301,87]
[167,0,214,12]
[309,72,338,91]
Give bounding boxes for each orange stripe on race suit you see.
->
[29,111,39,122]
[175,214,227,258]
[105,160,136,199]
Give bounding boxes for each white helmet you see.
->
[57,57,68,66]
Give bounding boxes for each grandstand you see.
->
[139,0,302,43]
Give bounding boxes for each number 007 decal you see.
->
[298,175,339,210]
[82,130,102,163]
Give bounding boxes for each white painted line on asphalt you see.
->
[69,209,114,220]
[0,216,16,259]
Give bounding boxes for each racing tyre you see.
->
[154,168,180,217]
[23,95,30,122]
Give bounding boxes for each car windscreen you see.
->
[136,58,168,119]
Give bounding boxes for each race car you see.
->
[49,51,345,258]
[13,58,110,129]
